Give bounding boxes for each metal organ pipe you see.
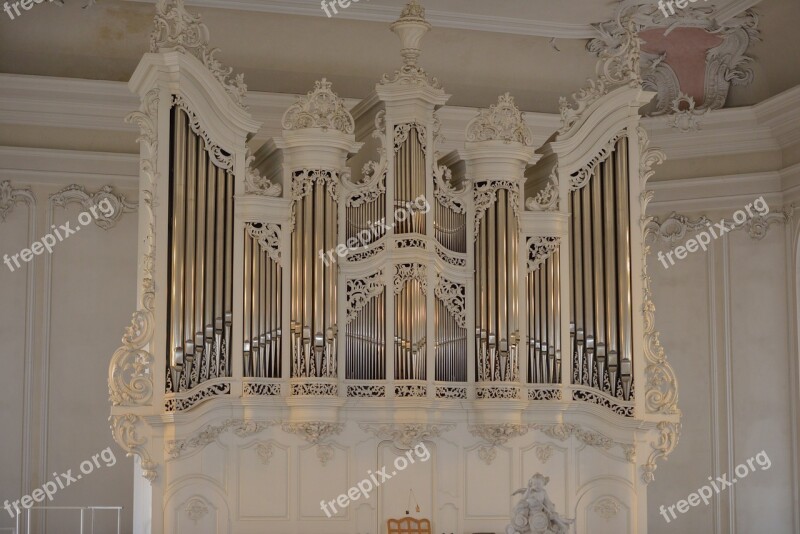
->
[566,136,633,400]
[167,107,235,393]
[475,183,520,384]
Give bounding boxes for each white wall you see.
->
[644,202,799,533]
[0,174,139,533]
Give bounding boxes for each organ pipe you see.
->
[242,224,282,378]
[291,171,338,379]
[567,137,633,399]
[475,183,520,383]
[167,106,234,393]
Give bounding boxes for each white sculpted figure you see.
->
[505,473,574,534]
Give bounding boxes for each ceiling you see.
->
[0,0,798,113]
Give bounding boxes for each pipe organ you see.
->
[128,0,655,412]
[112,5,680,530]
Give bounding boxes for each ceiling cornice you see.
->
[125,0,761,39]
[124,0,600,39]
[1,74,797,162]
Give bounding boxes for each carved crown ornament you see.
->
[282,78,355,134]
[466,93,533,146]
[150,0,247,108]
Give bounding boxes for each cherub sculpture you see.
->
[505,473,574,534]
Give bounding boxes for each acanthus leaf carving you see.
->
[466,93,532,146]
[281,422,344,466]
[150,0,247,109]
[473,179,521,239]
[526,164,560,212]
[346,271,385,325]
[165,419,277,460]
[246,222,282,264]
[642,421,681,484]
[0,180,35,222]
[359,423,455,449]
[348,110,387,208]
[527,237,560,273]
[110,90,160,409]
[110,414,157,482]
[244,152,282,197]
[282,78,355,134]
[434,276,467,329]
[394,263,427,295]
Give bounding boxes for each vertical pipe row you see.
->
[526,244,561,385]
[167,107,235,393]
[566,137,633,399]
[242,224,282,378]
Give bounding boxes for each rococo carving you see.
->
[588,2,760,131]
[150,0,247,108]
[0,180,35,222]
[345,271,386,325]
[50,184,137,230]
[110,414,158,482]
[110,89,159,409]
[434,276,467,329]
[527,237,560,273]
[359,423,455,449]
[282,78,355,134]
[165,419,276,460]
[246,222,282,264]
[281,422,345,465]
[466,93,532,146]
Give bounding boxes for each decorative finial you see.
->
[390,0,431,68]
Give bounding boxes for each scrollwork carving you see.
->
[473,179,520,238]
[172,95,233,170]
[150,0,247,108]
[527,237,560,272]
[50,184,137,230]
[281,422,344,465]
[246,222,282,263]
[569,132,624,191]
[530,423,635,463]
[394,263,427,295]
[466,93,532,146]
[434,276,466,329]
[110,414,158,482]
[165,419,276,460]
[359,423,454,449]
[526,165,560,212]
[642,421,681,484]
[244,151,282,197]
[0,181,34,222]
[110,90,159,408]
[346,271,385,325]
[282,78,355,134]
[348,111,387,208]
[394,122,427,154]
[469,424,529,465]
